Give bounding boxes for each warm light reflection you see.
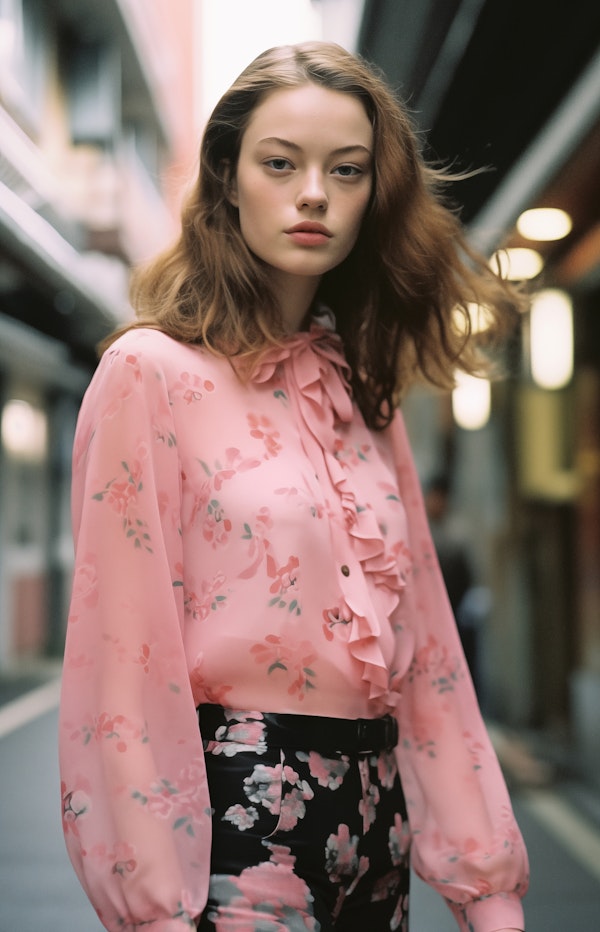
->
[1,399,48,461]
[517,207,572,242]
[452,372,491,430]
[491,248,544,280]
[530,289,573,390]
[453,303,493,335]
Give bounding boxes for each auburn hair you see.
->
[108,41,525,429]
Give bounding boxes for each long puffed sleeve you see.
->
[59,344,210,931]
[388,411,528,932]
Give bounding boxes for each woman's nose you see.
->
[296,171,328,210]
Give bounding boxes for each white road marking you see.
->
[521,788,600,883]
[0,678,61,739]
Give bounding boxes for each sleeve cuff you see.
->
[143,918,197,931]
[450,891,525,932]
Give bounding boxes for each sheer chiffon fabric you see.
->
[60,317,528,931]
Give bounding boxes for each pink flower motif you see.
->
[278,782,314,831]
[137,642,151,674]
[266,554,299,594]
[388,812,411,865]
[91,455,153,552]
[325,824,360,882]
[216,719,267,750]
[190,664,232,707]
[202,499,232,547]
[211,854,319,932]
[243,763,283,813]
[70,559,98,613]
[93,711,146,752]
[250,635,318,700]
[296,751,350,790]
[358,779,380,832]
[184,572,227,620]
[391,892,409,931]
[371,869,402,902]
[332,438,372,467]
[61,782,91,837]
[408,634,463,694]
[146,792,175,819]
[102,477,137,516]
[172,371,215,404]
[321,602,353,641]
[247,412,282,459]
[239,507,273,579]
[376,750,397,789]
[124,353,143,381]
[222,803,259,831]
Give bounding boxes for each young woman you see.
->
[59,42,529,932]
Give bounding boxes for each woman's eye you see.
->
[333,164,362,177]
[265,158,293,171]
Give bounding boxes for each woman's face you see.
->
[229,83,373,297]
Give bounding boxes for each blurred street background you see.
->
[0,1,599,929]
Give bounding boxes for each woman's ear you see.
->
[221,159,239,207]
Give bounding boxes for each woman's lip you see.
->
[285,223,332,236]
[286,231,331,246]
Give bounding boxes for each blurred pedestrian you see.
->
[59,42,528,932]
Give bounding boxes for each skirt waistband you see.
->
[197,704,399,755]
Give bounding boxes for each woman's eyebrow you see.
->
[257,136,372,157]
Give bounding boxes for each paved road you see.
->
[1,687,599,931]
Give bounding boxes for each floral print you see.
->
[204,843,320,932]
[60,322,528,931]
[198,709,410,930]
[250,635,317,698]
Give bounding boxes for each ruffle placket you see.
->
[251,316,407,708]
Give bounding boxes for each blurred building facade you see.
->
[0,0,197,672]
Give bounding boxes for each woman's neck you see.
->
[270,272,321,333]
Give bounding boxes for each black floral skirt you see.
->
[196,706,410,931]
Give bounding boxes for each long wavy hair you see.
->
[113,41,524,429]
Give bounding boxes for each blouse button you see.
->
[340,564,350,577]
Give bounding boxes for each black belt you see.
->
[198,704,399,755]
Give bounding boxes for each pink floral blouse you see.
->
[59,317,528,932]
